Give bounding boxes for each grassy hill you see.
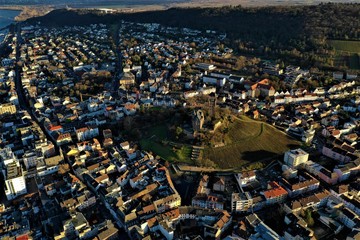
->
[203,116,300,169]
[138,116,300,169]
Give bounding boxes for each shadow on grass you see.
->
[285,134,302,142]
[287,143,301,149]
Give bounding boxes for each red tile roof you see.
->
[76,127,88,133]
[49,125,63,131]
[264,181,288,199]
[16,235,29,240]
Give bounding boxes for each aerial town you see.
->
[0,18,359,240]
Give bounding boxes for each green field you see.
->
[328,40,360,53]
[203,116,300,169]
[140,125,193,164]
[328,40,360,69]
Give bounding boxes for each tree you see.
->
[235,56,246,70]
[124,116,133,132]
[132,55,141,65]
[183,64,191,73]
[301,209,315,227]
[218,43,224,52]
[175,127,183,139]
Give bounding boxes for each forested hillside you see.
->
[26,3,360,69]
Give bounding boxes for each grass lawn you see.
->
[328,40,360,53]
[328,40,360,69]
[140,138,177,161]
[140,125,193,164]
[145,125,168,139]
[203,116,300,169]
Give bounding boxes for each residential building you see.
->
[235,171,256,187]
[284,149,309,167]
[231,192,253,212]
[75,127,99,141]
[192,194,224,210]
[3,160,27,200]
[213,176,225,192]
[246,213,281,240]
[338,207,360,229]
[281,172,320,198]
[0,103,16,115]
[263,181,288,205]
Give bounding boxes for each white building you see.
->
[231,192,253,212]
[284,149,309,168]
[22,151,43,170]
[202,75,226,87]
[235,171,256,187]
[75,126,99,141]
[3,160,27,200]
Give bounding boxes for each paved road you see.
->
[110,24,122,97]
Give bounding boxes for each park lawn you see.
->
[140,124,193,164]
[204,117,300,169]
[140,138,177,161]
[145,124,168,139]
[175,146,193,163]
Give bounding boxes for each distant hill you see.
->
[25,3,360,69]
[0,0,187,6]
[1,0,358,7]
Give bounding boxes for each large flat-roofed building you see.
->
[284,149,309,167]
[0,103,16,116]
[3,161,27,200]
[1,148,27,200]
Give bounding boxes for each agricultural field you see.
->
[328,40,360,69]
[328,40,360,53]
[203,116,300,169]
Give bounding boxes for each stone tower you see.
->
[208,92,217,117]
[192,109,205,132]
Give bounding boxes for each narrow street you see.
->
[110,24,122,97]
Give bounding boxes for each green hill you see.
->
[203,116,300,168]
